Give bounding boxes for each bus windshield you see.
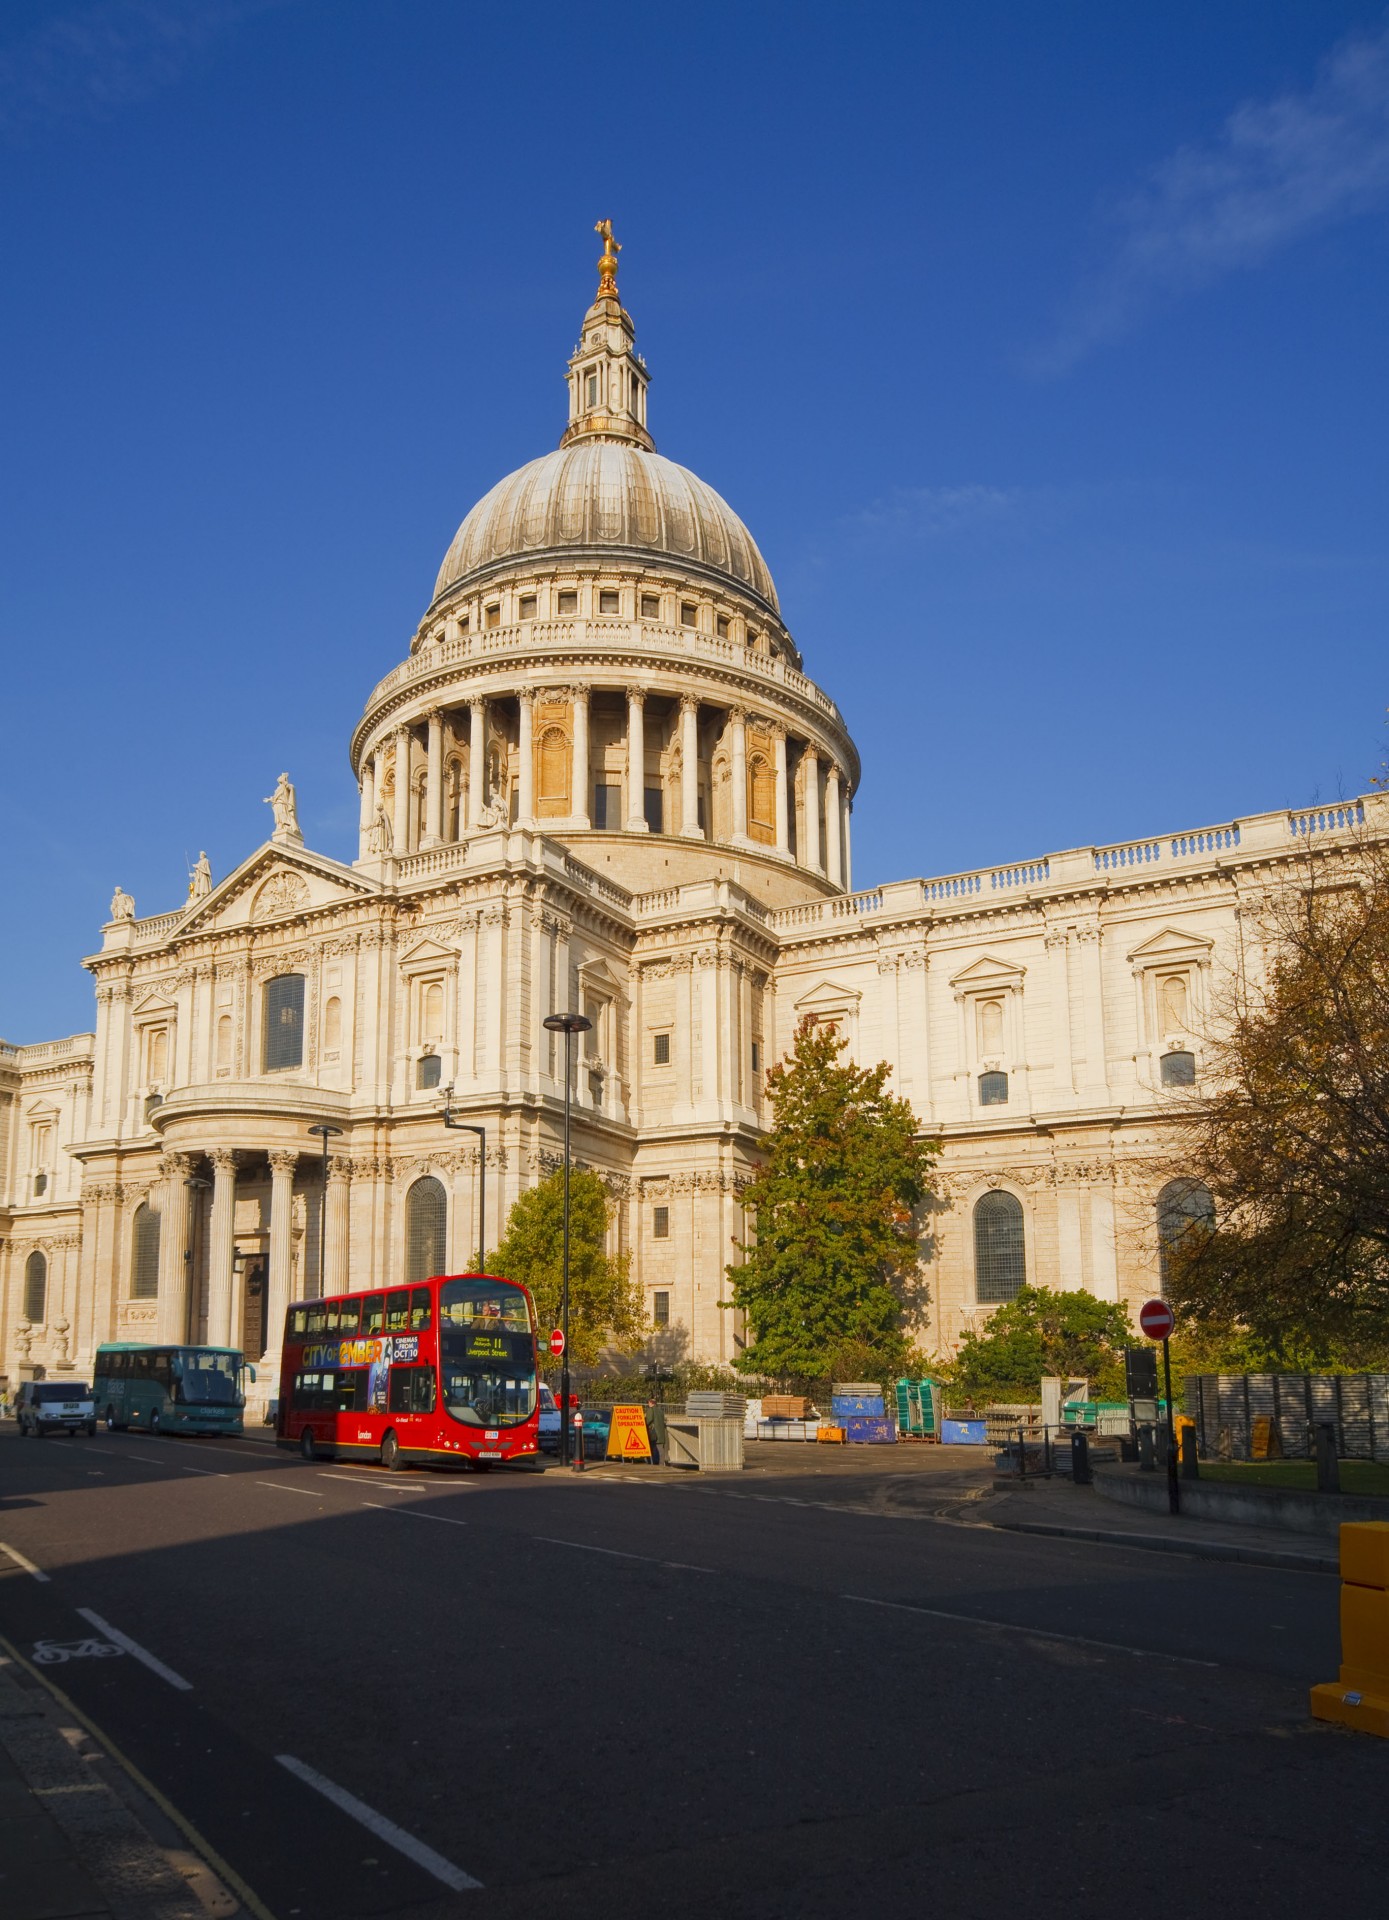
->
[438,1279,536,1427]
[174,1352,242,1406]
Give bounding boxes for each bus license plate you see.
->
[478,1449,502,1460]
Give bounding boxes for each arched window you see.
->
[1160,1049,1196,1087]
[421,982,444,1045]
[974,1191,1025,1304]
[747,754,775,844]
[147,1027,168,1084]
[323,996,342,1055]
[978,999,1004,1056]
[131,1202,161,1300]
[405,1175,447,1284]
[978,1071,1009,1106]
[215,1014,233,1072]
[263,974,305,1071]
[1156,1179,1215,1292]
[537,727,570,811]
[23,1251,47,1323]
[1160,974,1189,1033]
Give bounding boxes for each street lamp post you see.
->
[440,1087,487,1270]
[543,1011,591,1466]
[308,1125,344,1299]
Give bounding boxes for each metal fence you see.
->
[1185,1374,1389,1461]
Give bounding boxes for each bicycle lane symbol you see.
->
[32,1636,124,1665]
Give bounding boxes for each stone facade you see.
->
[1,243,1380,1406]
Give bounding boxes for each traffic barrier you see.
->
[1310,1522,1389,1737]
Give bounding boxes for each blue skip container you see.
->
[844,1414,896,1443]
[832,1394,885,1419]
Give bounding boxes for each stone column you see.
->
[680,695,701,837]
[730,708,748,843]
[802,749,821,874]
[625,688,647,830]
[825,763,843,888]
[571,687,591,827]
[392,727,412,856]
[358,756,375,849]
[423,709,444,847]
[772,725,789,855]
[844,798,853,891]
[156,1153,194,1346]
[205,1149,238,1348]
[468,698,486,828]
[517,689,535,825]
[266,1151,298,1383]
[326,1159,352,1295]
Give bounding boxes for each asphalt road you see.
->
[1,1424,1384,1920]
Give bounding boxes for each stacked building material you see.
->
[762,1394,811,1419]
[685,1392,747,1420]
[830,1384,897,1444]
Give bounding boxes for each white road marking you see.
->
[533,1536,714,1571]
[362,1503,466,1526]
[62,1446,166,1469]
[275,1754,481,1891]
[840,1594,1219,1666]
[318,1472,415,1489]
[255,1481,321,1497]
[0,1541,50,1583]
[75,1608,193,1690]
[178,1466,225,1476]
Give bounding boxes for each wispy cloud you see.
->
[0,0,279,144]
[1038,19,1389,374]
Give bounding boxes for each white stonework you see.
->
[1,251,1382,1408]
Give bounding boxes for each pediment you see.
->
[949,953,1026,991]
[22,1098,61,1122]
[1127,925,1215,965]
[177,842,381,936]
[132,992,177,1019]
[794,978,862,1011]
[577,957,623,991]
[399,937,458,972]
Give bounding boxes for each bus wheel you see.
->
[104,1408,116,1432]
[380,1431,402,1472]
[299,1427,317,1462]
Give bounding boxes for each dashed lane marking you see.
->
[840,1593,1219,1666]
[318,1472,417,1489]
[255,1480,321,1497]
[276,1754,482,1891]
[0,1541,50,1583]
[533,1536,715,1571]
[74,1608,193,1690]
[362,1502,467,1526]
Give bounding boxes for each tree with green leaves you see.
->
[726,1018,937,1378]
[490,1168,645,1367]
[949,1285,1134,1400]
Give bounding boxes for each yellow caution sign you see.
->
[606,1405,652,1461]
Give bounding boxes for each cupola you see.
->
[559,219,654,452]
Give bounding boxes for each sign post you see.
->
[1139,1298,1179,1515]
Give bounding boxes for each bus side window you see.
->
[290,1307,309,1337]
[306,1302,327,1337]
[335,1369,365,1412]
[337,1298,360,1335]
[409,1288,432,1330]
[153,1352,172,1386]
[389,1366,435,1414]
[386,1289,410,1332]
[362,1294,385,1335]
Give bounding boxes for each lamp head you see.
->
[543,1012,593,1035]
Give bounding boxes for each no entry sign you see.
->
[549,1328,565,1357]
[1139,1297,1176,1341]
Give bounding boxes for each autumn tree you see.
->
[726,1019,937,1378]
[1162,823,1389,1351]
[490,1168,645,1366]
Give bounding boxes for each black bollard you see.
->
[1070,1429,1092,1485]
[1137,1424,1156,1472]
[1314,1421,1340,1494]
[1180,1426,1200,1480]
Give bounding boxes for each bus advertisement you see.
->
[94,1344,253,1436]
[276,1272,541,1470]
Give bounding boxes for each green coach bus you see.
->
[93,1343,255,1436]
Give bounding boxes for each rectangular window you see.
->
[518,594,537,620]
[334,1297,360,1335]
[653,1206,670,1239]
[586,370,599,407]
[485,603,500,629]
[752,1041,761,1074]
[410,1287,433,1330]
[716,615,729,638]
[386,1288,410,1332]
[361,1292,385,1335]
[306,1302,327,1337]
[680,601,697,628]
[644,786,664,834]
[640,593,660,620]
[557,589,578,615]
[593,783,622,829]
[653,1031,671,1066]
[336,1369,368,1412]
[290,1307,308,1337]
[389,1365,436,1414]
[457,612,469,633]
[599,589,620,615]
[263,974,305,1072]
[653,1291,670,1327]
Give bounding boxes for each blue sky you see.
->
[3,0,1388,1041]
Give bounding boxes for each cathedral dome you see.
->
[431,442,780,615]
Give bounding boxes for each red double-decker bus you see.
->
[275,1273,540,1470]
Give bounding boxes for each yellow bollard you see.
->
[1310,1521,1389,1737]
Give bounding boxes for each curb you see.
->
[991,1512,1338,1574]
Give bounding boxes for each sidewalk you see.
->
[0,1651,241,1920]
[977,1472,1339,1573]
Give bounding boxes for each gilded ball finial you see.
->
[595,217,621,297]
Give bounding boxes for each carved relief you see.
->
[252,872,311,923]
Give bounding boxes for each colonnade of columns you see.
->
[359,685,852,884]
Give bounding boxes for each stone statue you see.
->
[188,851,212,901]
[368,803,393,855]
[478,792,509,829]
[264,772,302,843]
[109,885,135,922]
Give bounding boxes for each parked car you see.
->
[15,1381,97,1437]
[537,1382,561,1454]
